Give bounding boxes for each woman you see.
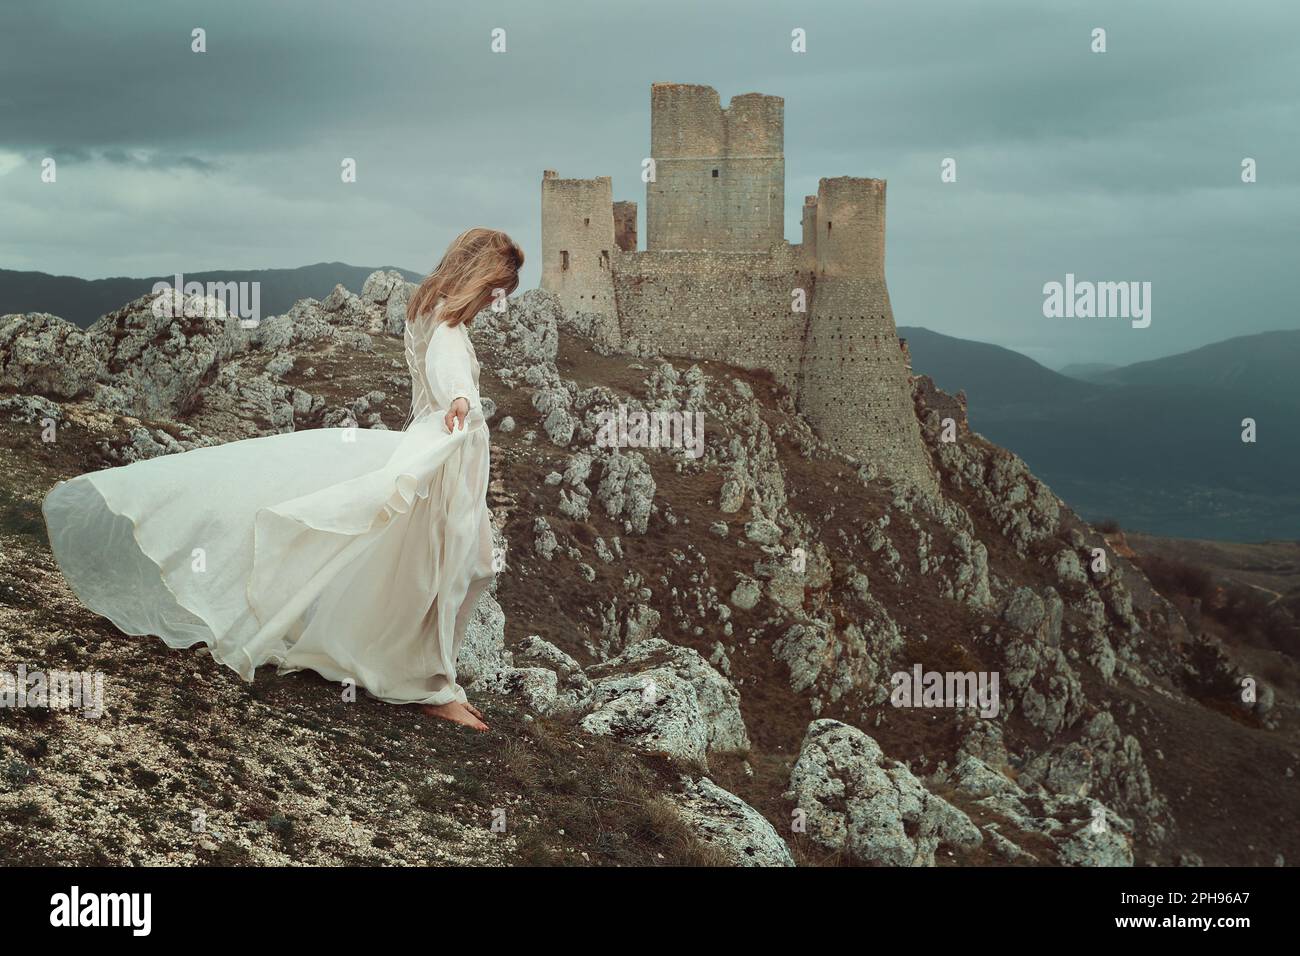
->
[42,228,524,732]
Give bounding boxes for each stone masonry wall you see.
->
[798,277,936,489]
[613,201,638,252]
[612,245,812,391]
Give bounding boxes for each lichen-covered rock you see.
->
[86,293,248,418]
[1054,549,1089,587]
[456,592,511,689]
[787,719,982,866]
[1019,710,1167,841]
[533,517,559,560]
[773,621,832,694]
[0,393,63,425]
[358,269,416,335]
[730,574,761,611]
[744,516,781,546]
[0,313,104,399]
[510,634,593,715]
[949,530,993,607]
[945,754,1135,866]
[533,385,576,446]
[1002,631,1084,736]
[596,451,655,534]
[469,288,561,376]
[581,638,750,763]
[673,777,794,867]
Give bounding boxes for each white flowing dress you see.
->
[42,303,494,706]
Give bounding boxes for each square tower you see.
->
[646,83,784,252]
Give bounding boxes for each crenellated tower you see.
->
[646,83,784,252]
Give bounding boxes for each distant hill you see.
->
[1088,330,1300,407]
[903,326,1300,541]
[899,327,1101,420]
[1058,362,1119,382]
[0,262,424,328]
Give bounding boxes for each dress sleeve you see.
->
[426,321,481,411]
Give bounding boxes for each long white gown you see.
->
[42,302,494,706]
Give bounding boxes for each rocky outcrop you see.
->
[787,720,982,866]
[672,777,795,867]
[3,275,1268,868]
[360,270,416,336]
[0,313,103,398]
[87,291,249,419]
[946,754,1134,866]
[581,638,750,766]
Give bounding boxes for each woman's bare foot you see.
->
[420,701,488,731]
[464,701,485,721]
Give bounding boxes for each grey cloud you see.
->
[0,0,1295,367]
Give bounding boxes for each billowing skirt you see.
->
[42,413,493,705]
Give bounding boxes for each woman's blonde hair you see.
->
[407,227,524,328]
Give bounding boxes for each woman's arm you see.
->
[427,321,480,431]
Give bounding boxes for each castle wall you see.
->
[613,201,638,252]
[540,171,617,318]
[800,194,818,269]
[611,245,812,390]
[646,84,784,252]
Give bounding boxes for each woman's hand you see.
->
[444,397,470,433]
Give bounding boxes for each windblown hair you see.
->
[407,227,525,329]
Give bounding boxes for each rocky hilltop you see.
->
[0,274,1294,866]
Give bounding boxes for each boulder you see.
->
[787,719,982,866]
[581,638,750,764]
[0,313,103,399]
[673,777,794,867]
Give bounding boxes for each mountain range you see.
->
[0,263,423,328]
[900,326,1300,541]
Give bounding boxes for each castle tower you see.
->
[797,177,935,489]
[646,83,784,252]
[800,193,818,267]
[613,200,638,252]
[540,170,617,319]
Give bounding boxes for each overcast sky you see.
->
[1,0,1296,367]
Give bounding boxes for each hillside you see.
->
[1058,363,1119,382]
[0,279,1296,866]
[899,327,1102,419]
[0,263,423,329]
[1091,330,1300,404]
[902,327,1300,541]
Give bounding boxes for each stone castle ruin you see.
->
[540,82,935,489]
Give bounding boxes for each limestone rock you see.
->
[0,313,103,399]
[581,638,750,763]
[673,777,795,867]
[596,451,655,534]
[787,719,982,866]
[456,592,511,689]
